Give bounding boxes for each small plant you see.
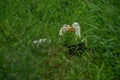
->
[0,0,119,80]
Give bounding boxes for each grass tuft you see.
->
[0,0,120,80]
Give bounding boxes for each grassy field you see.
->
[0,0,120,80]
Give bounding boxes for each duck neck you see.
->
[75,26,81,38]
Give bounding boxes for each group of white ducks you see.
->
[33,22,81,44]
[59,22,81,38]
[33,22,87,55]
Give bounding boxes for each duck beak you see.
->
[68,26,75,32]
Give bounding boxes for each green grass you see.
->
[0,0,120,80]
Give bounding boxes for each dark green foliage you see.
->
[0,0,120,80]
